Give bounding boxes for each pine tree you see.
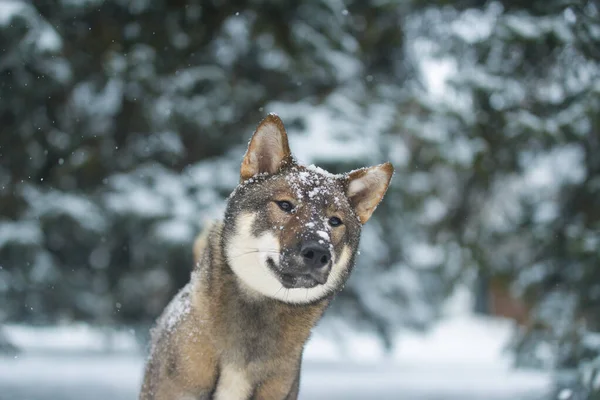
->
[415,0,600,393]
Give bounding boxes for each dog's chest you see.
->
[213,365,253,400]
[217,291,286,359]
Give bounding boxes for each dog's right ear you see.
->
[241,114,292,181]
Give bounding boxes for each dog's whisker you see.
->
[274,285,284,297]
[230,250,281,259]
[231,245,280,252]
[230,250,280,254]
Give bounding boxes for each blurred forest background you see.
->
[0,0,598,397]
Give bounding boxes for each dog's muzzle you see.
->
[268,241,332,289]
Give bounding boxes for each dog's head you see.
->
[222,114,393,304]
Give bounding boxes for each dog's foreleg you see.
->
[253,368,300,400]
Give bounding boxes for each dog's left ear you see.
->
[241,114,292,181]
[345,162,394,224]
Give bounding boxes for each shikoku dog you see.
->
[140,114,393,400]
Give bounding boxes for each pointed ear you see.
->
[345,162,394,224]
[241,114,292,181]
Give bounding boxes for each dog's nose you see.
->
[301,242,331,269]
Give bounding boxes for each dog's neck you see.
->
[191,223,330,364]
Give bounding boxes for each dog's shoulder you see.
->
[142,278,220,399]
[149,220,223,355]
[149,283,193,351]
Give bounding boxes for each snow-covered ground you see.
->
[0,315,552,400]
[0,354,549,400]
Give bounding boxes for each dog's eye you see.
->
[329,216,343,227]
[276,200,294,213]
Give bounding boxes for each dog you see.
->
[140,114,393,400]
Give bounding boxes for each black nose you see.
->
[301,242,331,268]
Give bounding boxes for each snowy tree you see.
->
[410,0,600,393]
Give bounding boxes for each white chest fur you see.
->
[213,365,253,400]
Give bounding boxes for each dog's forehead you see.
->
[283,165,344,203]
